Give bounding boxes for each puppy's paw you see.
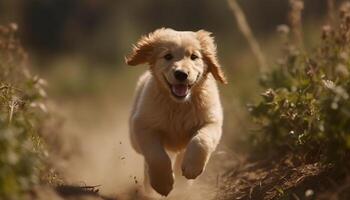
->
[181,161,204,179]
[181,137,209,179]
[148,163,174,196]
[149,171,174,196]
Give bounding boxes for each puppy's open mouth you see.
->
[171,84,190,98]
[163,75,192,99]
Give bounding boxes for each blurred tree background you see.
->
[0,0,328,65]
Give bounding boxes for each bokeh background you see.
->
[0,0,332,198]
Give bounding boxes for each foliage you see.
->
[250,3,350,162]
[0,23,49,199]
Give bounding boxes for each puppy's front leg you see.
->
[133,126,174,196]
[182,123,222,179]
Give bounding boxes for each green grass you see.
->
[250,3,350,163]
[0,23,52,199]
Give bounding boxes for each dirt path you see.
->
[44,68,233,199]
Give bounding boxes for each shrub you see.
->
[0,23,49,199]
[250,3,350,162]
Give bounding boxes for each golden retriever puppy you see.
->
[126,28,226,196]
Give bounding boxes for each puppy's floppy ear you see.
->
[197,30,227,84]
[125,31,158,66]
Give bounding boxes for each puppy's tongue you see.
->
[172,84,189,97]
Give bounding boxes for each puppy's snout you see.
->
[174,70,188,81]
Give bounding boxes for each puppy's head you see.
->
[126,28,227,102]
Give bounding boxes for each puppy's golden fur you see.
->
[126,28,226,196]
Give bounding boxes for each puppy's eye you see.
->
[190,54,198,60]
[164,53,173,61]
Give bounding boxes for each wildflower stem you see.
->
[227,0,267,74]
[288,0,304,47]
[8,99,14,124]
[327,0,335,25]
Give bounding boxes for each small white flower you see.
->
[331,102,338,110]
[334,86,349,100]
[339,52,349,60]
[322,80,335,89]
[319,124,325,132]
[277,24,290,34]
[335,64,349,78]
[305,189,314,197]
[7,151,19,165]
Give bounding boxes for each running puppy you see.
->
[126,28,226,196]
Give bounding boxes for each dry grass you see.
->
[217,153,332,200]
[0,23,52,199]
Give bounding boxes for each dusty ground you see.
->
[32,62,350,200]
[48,97,235,200]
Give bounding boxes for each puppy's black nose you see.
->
[174,70,188,81]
